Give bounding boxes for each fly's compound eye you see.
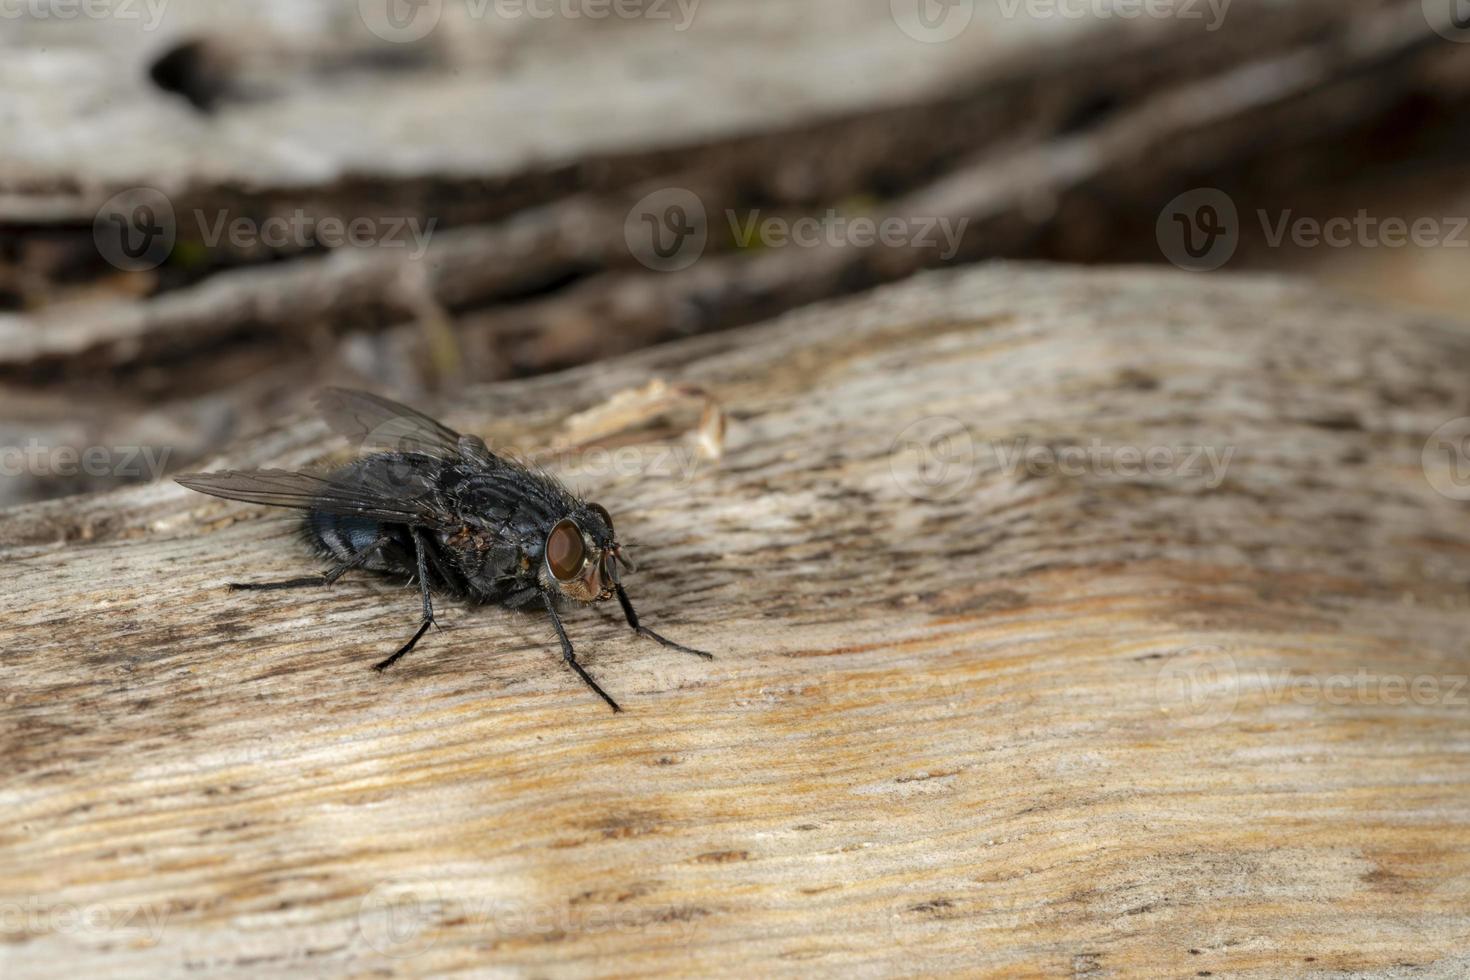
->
[546,518,587,582]
[588,502,614,534]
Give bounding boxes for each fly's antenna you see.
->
[610,545,637,575]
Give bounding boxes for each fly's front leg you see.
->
[544,593,622,713]
[614,583,713,660]
[373,530,435,672]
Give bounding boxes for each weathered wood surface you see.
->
[4,264,1470,977]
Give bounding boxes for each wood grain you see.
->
[3,264,1470,977]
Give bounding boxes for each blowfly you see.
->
[175,388,712,712]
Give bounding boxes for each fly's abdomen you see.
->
[303,511,405,572]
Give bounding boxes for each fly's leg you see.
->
[614,583,713,660]
[229,576,331,592]
[230,534,393,591]
[544,593,622,713]
[373,530,436,672]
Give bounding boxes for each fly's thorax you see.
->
[443,460,620,603]
[435,523,539,597]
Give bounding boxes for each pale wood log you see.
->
[2,264,1469,977]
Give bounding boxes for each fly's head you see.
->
[542,502,633,603]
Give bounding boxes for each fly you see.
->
[175,388,713,712]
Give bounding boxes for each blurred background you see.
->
[4,0,1470,507]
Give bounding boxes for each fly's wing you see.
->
[315,388,464,459]
[175,468,459,530]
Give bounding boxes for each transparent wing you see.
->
[314,387,464,458]
[175,467,458,529]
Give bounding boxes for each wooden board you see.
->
[3,264,1470,977]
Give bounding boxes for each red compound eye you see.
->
[546,519,586,582]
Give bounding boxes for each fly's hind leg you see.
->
[373,529,436,673]
[229,533,393,591]
[229,576,332,592]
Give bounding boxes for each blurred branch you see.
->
[3,0,1468,505]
